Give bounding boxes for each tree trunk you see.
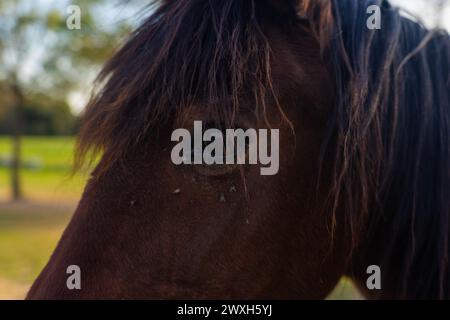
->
[10,82,23,201]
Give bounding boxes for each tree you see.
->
[0,0,133,200]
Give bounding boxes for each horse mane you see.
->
[75,0,294,171]
[76,0,450,299]
[300,0,450,298]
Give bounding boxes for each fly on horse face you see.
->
[28,0,450,299]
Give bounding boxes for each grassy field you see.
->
[0,136,361,300]
[0,202,73,299]
[0,136,82,298]
[0,136,87,203]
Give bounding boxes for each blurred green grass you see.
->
[0,135,82,298]
[0,203,72,299]
[0,136,87,202]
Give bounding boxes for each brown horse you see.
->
[28,0,450,299]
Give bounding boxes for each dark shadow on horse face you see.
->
[27,25,349,299]
[92,31,347,299]
[27,0,450,300]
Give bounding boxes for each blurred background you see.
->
[0,0,448,299]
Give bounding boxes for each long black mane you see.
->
[301,0,450,298]
[76,0,450,299]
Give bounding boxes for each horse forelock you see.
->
[75,0,450,299]
[75,0,302,172]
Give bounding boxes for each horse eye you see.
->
[179,120,253,177]
[191,139,242,177]
[194,162,239,177]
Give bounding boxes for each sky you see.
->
[391,0,450,30]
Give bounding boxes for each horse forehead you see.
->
[267,27,326,90]
[171,27,327,121]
